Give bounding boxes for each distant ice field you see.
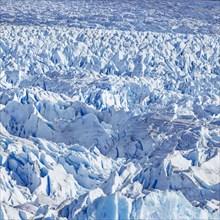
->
[0,0,219,34]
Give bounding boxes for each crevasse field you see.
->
[0,0,220,219]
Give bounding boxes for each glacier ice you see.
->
[0,1,220,219]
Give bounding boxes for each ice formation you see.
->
[0,0,220,219]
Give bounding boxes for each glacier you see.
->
[0,0,220,219]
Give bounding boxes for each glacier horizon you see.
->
[0,10,220,220]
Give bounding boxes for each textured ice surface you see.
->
[0,0,220,219]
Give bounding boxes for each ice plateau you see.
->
[0,0,220,219]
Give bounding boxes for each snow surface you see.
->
[0,0,220,219]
